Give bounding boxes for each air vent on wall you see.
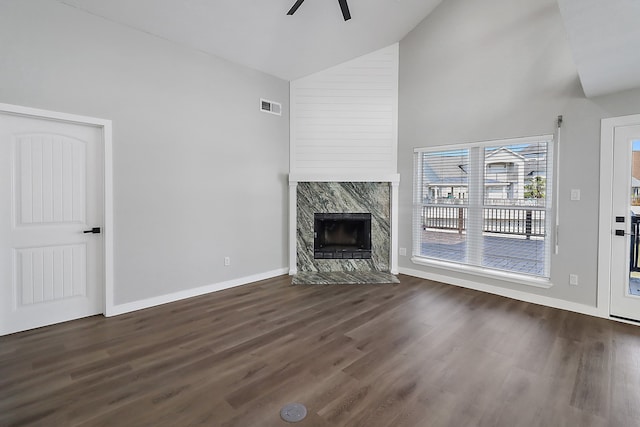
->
[260,98,282,116]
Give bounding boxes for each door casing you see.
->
[0,102,114,321]
[598,113,640,321]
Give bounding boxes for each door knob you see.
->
[83,227,101,234]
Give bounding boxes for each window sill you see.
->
[410,256,553,289]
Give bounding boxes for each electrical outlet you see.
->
[569,274,578,286]
[399,247,407,256]
[224,256,231,266]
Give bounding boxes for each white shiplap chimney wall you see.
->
[288,44,400,275]
[290,44,399,176]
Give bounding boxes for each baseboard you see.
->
[399,267,604,320]
[105,268,289,317]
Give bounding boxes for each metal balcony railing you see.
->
[420,205,546,238]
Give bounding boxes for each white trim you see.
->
[400,267,601,318]
[107,268,288,316]
[553,123,561,255]
[103,121,115,316]
[413,134,554,153]
[289,181,298,275]
[0,103,111,128]
[0,103,114,318]
[390,181,399,274]
[289,81,296,174]
[390,43,399,181]
[599,117,616,319]
[410,257,553,289]
[289,173,400,184]
[598,113,640,319]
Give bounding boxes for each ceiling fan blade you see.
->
[338,0,351,21]
[287,0,305,15]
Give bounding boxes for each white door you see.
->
[0,112,103,335]
[610,124,640,321]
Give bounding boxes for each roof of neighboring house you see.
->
[423,146,547,185]
[485,147,526,162]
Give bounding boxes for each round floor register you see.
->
[280,402,308,423]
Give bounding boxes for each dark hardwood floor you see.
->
[2,274,640,426]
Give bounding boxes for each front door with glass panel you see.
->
[610,124,640,321]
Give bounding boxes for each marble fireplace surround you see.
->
[289,173,400,275]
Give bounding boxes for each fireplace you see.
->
[291,180,397,274]
[314,213,372,259]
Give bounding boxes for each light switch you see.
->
[570,189,581,201]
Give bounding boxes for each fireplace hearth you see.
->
[314,213,372,259]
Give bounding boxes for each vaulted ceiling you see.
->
[60,0,443,81]
[558,0,640,97]
[61,0,640,97]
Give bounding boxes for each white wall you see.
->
[290,44,398,176]
[0,0,290,305]
[398,0,640,306]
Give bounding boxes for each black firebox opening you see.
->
[314,213,372,259]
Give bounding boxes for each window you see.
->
[413,135,553,280]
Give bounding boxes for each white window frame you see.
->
[412,135,555,289]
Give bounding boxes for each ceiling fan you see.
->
[287,0,351,21]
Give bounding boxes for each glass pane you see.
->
[419,150,469,263]
[481,142,549,277]
[484,142,547,207]
[421,150,469,205]
[481,207,546,276]
[419,206,468,263]
[630,140,640,296]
